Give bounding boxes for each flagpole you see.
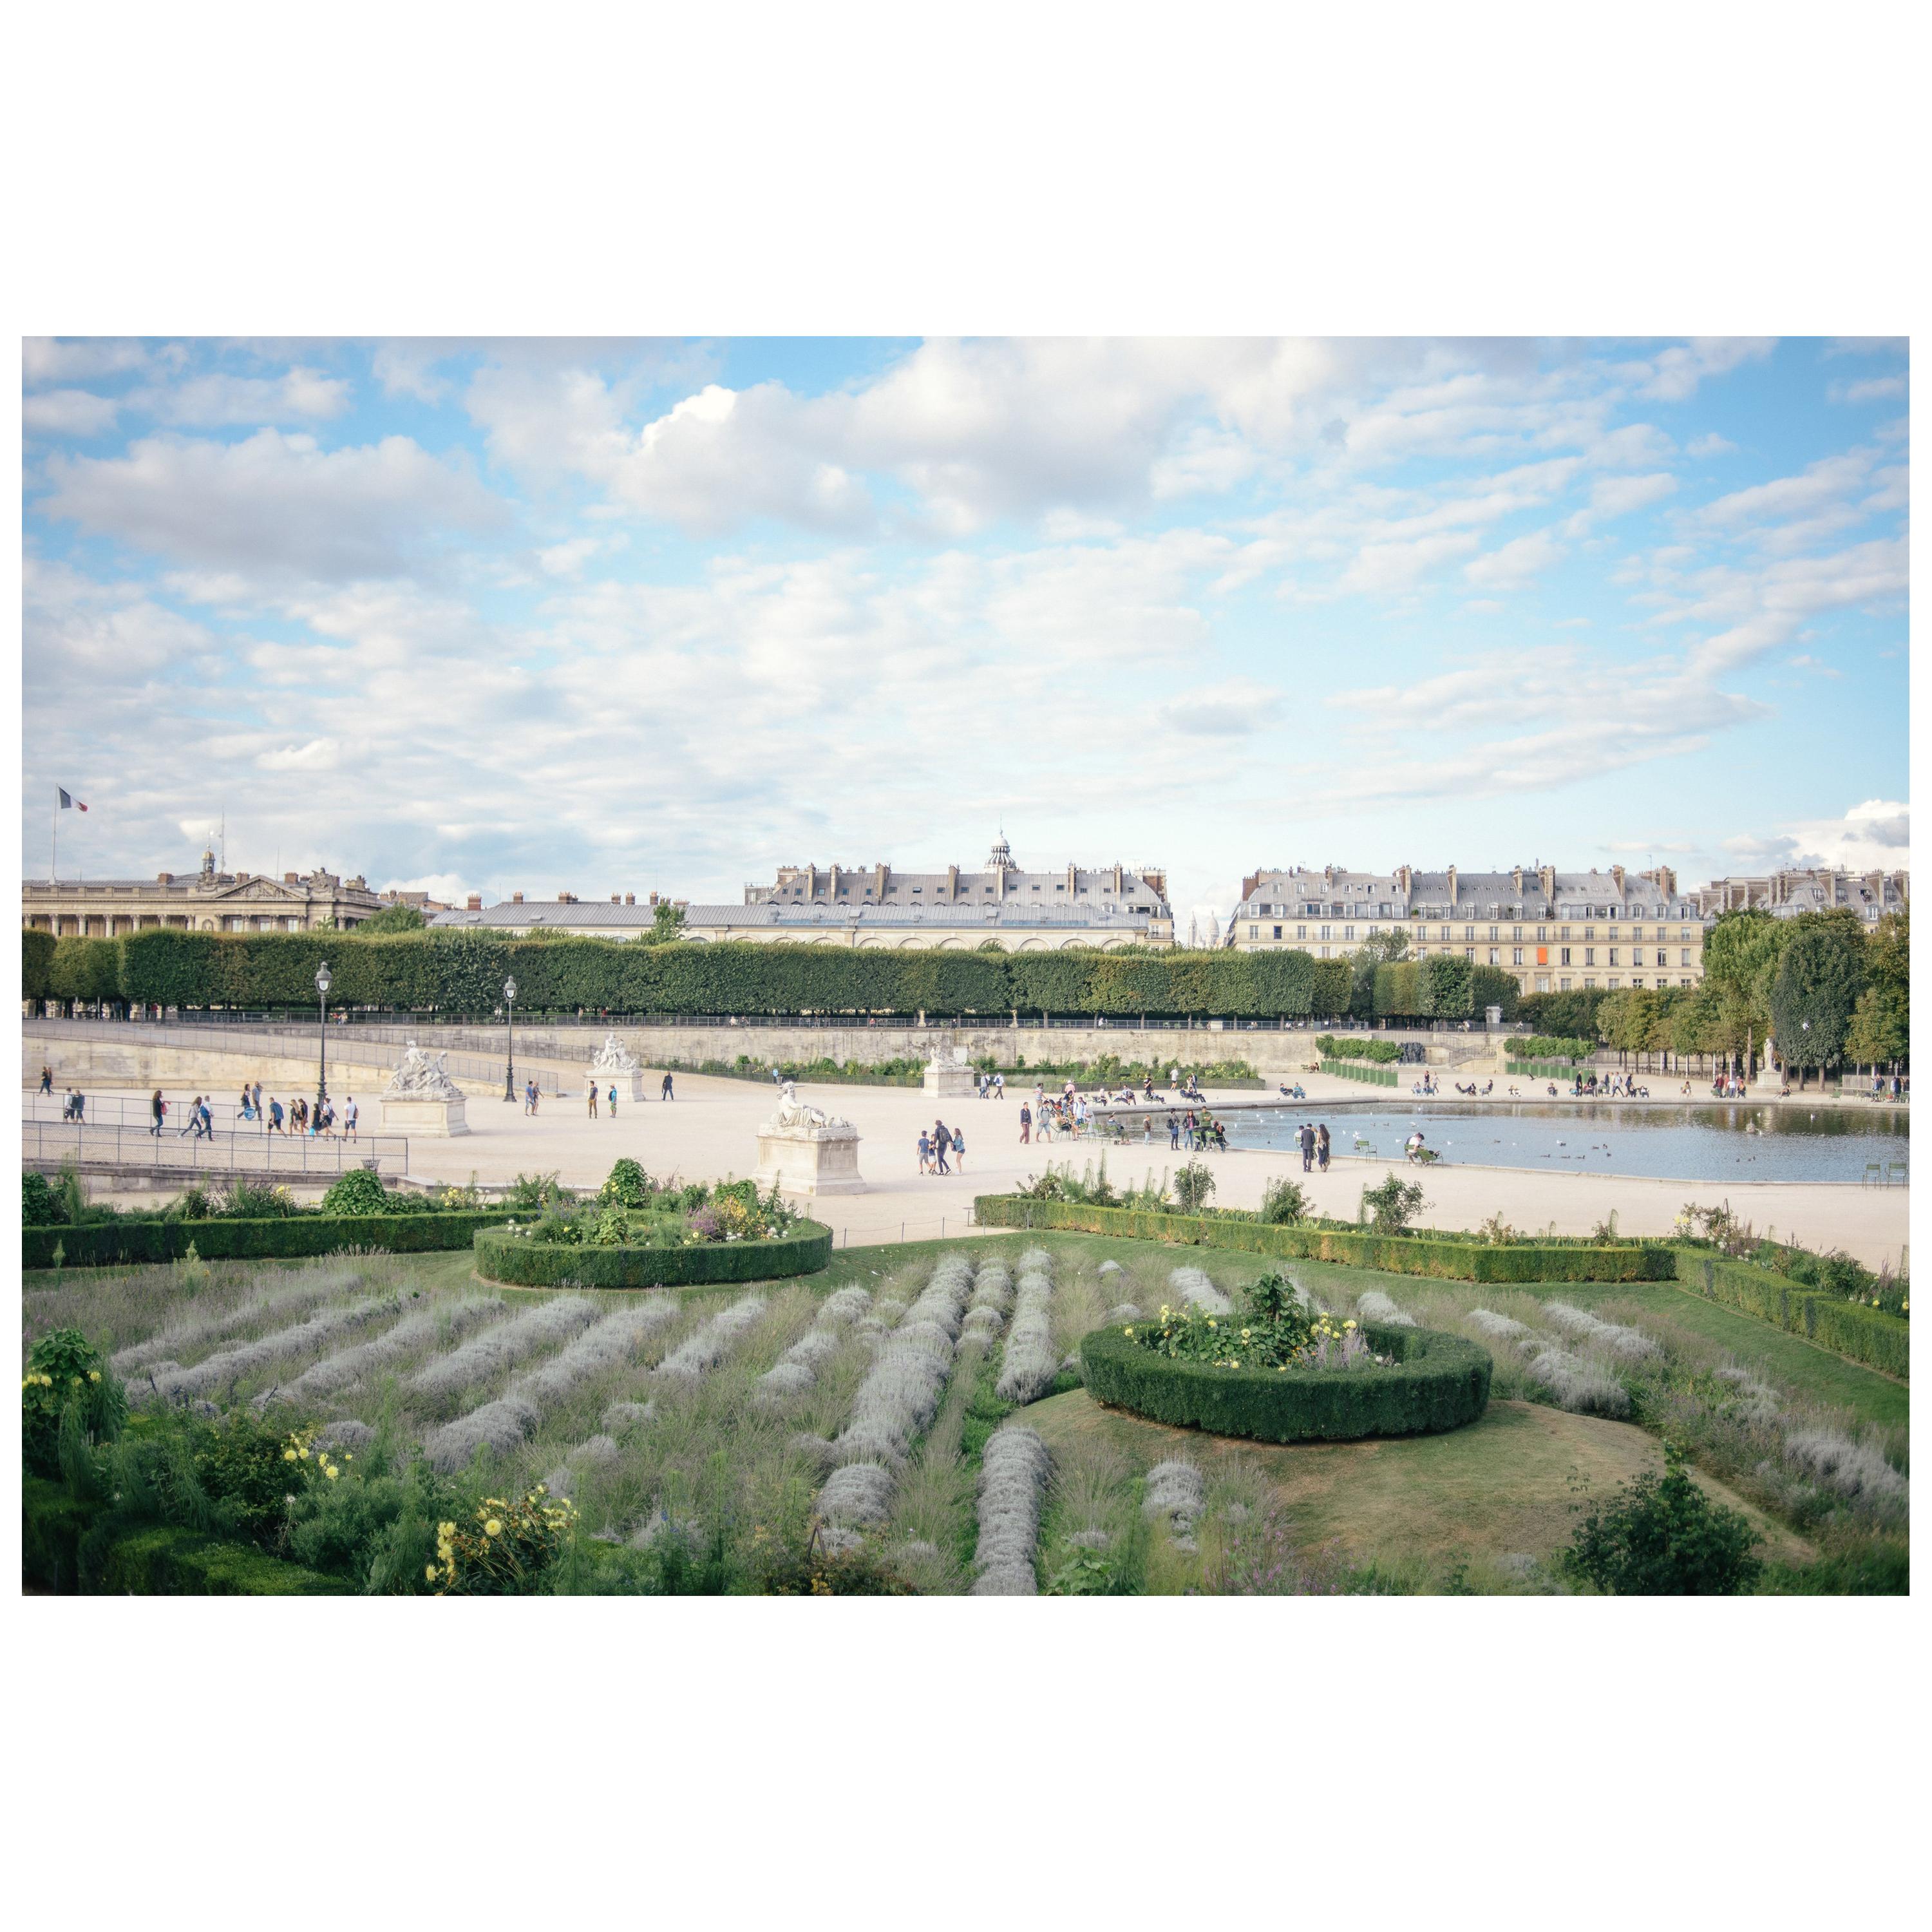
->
[51,788,57,884]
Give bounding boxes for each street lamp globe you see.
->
[316,962,332,997]
[504,975,517,1003]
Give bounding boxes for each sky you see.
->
[20,336,1909,931]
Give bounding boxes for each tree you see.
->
[355,902,428,934]
[650,902,687,944]
[1769,915,1866,1087]
[1421,951,1472,1019]
[1348,927,1410,1018]
[1702,909,1789,1069]
[1560,1443,1763,1595]
[21,928,55,1005]
[1845,983,1908,1072]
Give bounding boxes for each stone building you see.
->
[726,837,1173,949]
[1692,867,1908,925]
[431,889,670,940]
[22,848,383,936]
[1227,862,1706,996]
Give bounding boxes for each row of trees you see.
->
[1573,907,1908,1085]
[21,923,1526,1025]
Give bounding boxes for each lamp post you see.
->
[503,975,518,1103]
[314,961,332,1124]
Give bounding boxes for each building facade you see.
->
[727,838,1174,949]
[431,890,670,940]
[1228,863,1707,996]
[22,849,384,936]
[1692,867,1908,925]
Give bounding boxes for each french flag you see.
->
[58,788,88,811]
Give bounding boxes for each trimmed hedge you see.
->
[1321,1059,1399,1087]
[474,1220,833,1289]
[23,1478,350,1595]
[1080,1320,1492,1443]
[99,925,1363,1020]
[23,1209,513,1271]
[1681,1251,1909,1379]
[975,1195,1678,1283]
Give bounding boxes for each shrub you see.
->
[1081,1320,1492,1443]
[1682,1252,1909,1379]
[1560,1443,1763,1595]
[473,1221,833,1290]
[1258,1178,1311,1226]
[1173,1160,1217,1213]
[22,1328,126,1479]
[600,1158,654,1207]
[430,1486,580,1594]
[23,1171,61,1227]
[1359,1173,1428,1233]
[504,1171,574,1212]
[318,1168,390,1217]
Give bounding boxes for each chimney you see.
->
[557,890,576,904]
[611,894,621,904]
[625,892,635,905]
[947,864,959,903]
[648,891,659,906]
[1611,864,1627,895]
[1446,864,1459,909]
[466,894,482,911]
[284,872,299,884]
[156,872,174,885]
[511,891,524,904]
[1511,865,1523,897]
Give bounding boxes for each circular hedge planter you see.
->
[1078,1320,1492,1444]
[474,1220,833,1291]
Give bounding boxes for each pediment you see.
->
[209,878,306,902]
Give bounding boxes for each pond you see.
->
[1222,1103,1909,1185]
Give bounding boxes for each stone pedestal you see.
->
[757,1124,866,1195]
[379,1093,471,1137]
[589,1033,647,1103]
[590,1068,647,1102]
[923,1045,976,1098]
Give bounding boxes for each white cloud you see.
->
[1828,375,1907,405]
[1726,800,1909,873]
[1463,529,1562,591]
[41,428,507,582]
[1159,679,1285,737]
[1629,337,1774,401]
[1686,432,1736,458]
[256,739,343,772]
[133,366,352,426]
[23,338,152,384]
[23,388,120,437]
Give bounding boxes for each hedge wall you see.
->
[1681,1251,1910,1379]
[24,1208,513,1270]
[23,1478,351,1595]
[1321,1059,1399,1087]
[22,927,55,1003]
[99,925,1363,1021]
[474,1220,833,1289]
[974,1196,1678,1283]
[1080,1320,1492,1443]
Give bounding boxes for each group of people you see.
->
[1293,1121,1332,1171]
[1574,1073,1650,1099]
[1018,1091,1090,1142]
[916,1119,966,1175]
[974,1071,1007,1100]
[143,1081,359,1139]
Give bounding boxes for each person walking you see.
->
[179,1094,200,1137]
[198,1097,214,1139]
[524,1079,536,1115]
[1298,1121,1315,1173]
[918,1130,933,1175]
[39,1065,52,1095]
[994,1071,1005,1100]
[952,1126,966,1173]
[1316,1122,1331,1172]
[269,1097,285,1133]
[149,1089,165,1136]
[587,1076,600,1119]
[1019,1103,1032,1144]
[1168,1110,1181,1150]
[238,1084,253,1121]
[933,1121,952,1175]
[345,1095,359,1141]
[661,1072,675,1101]
[252,1081,263,1116]
[609,1083,618,1119]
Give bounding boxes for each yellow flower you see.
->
[324,1465,339,1481]
[1123,1327,1135,1337]
[298,1446,310,1461]
[89,1370,101,1383]
[426,1564,439,1582]
[283,1448,298,1462]
[1344,1320,1357,1330]
[484,1518,503,1537]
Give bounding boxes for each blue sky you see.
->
[21,336,1908,927]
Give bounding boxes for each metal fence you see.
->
[25,1120,408,1179]
[24,1017,571,1097]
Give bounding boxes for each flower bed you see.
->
[974,1195,1677,1283]
[473,1220,833,1289]
[1080,1316,1492,1443]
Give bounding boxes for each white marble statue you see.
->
[384,1041,464,1099]
[589,1031,641,1073]
[763,1079,854,1139]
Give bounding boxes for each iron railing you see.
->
[25,1120,409,1178]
